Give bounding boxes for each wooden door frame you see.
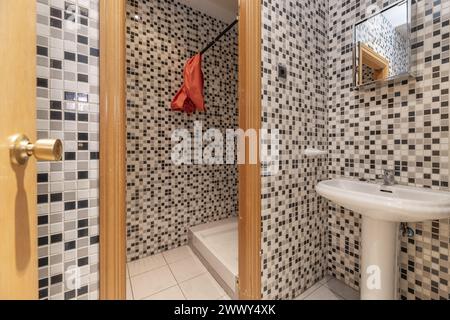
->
[238,0,262,300]
[99,0,127,300]
[98,0,262,300]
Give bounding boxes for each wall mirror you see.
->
[354,0,411,87]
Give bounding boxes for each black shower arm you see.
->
[200,17,239,55]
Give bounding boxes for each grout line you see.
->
[175,272,211,300]
[128,268,166,279]
[167,255,199,269]
[299,283,325,300]
[328,288,356,301]
[164,256,188,300]
[322,275,333,284]
[173,270,209,286]
[323,278,359,301]
[296,276,331,300]
[298,276,349,300]
[140,284,183,301]
[180,273,224,301]
[136,247,196,300]
[166,249,209,285]
[126,263,135,300]
[128,262,180,300]
[178,285,189,301]
[162,246,194,265]
[325,286,347,301]
[305,284,344,301]
[177,270,209,285]
[127,254,168,278]
[161,251,170,265]
[137,247,221,301]
[168,256,209,285]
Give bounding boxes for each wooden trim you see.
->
[238,0,262,300]
[99,0,127,300]
[359,43,390,85]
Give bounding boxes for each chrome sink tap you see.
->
[382,169,396,186]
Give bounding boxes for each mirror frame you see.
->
[353,0,412,87]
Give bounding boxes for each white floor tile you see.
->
[320,275,333,285]
[294,281,323,300]
[179,273,225,300]
[325,278,360,300]
[126,276,133,300]
[169,256,207,283]
[128,254,166,277]
[304,286,343,300]
[131,266,177,300]
[144,285,186,300]
[163,246,195,264]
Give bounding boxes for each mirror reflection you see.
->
[354,0,410,86]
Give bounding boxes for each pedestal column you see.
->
[360,216,398,300]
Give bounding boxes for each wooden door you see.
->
[0,0,38,299]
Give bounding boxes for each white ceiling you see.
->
[177,0,239,23]
[382,1,407,28]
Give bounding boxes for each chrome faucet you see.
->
[382,169,396,186]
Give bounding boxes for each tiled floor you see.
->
[295,276,360,300]
[126,246,231,300]
[127,246,358,301]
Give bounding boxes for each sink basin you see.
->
[316,179,450,222]
[316,179,450,300]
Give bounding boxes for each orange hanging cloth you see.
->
[171,53,206,114]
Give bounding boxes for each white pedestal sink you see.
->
[316,179,450,300]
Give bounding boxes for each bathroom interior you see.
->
[123,0,450,301]
[1,0,449,301]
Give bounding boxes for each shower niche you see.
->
[353,0,412,86]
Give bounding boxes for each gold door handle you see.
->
[9,134,63,165]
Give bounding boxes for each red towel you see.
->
[171,54,206,113]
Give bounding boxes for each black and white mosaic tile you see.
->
[36,0,100,300]
[125,0,238,261]
[260,0,329,300]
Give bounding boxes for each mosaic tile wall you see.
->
[126,0,238,261]
[260,0,329,299]
[327,0,450,299]
[36,0,100,300]
[356,10,409,77]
